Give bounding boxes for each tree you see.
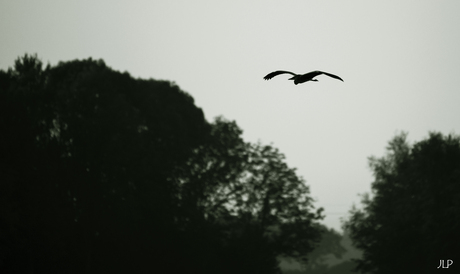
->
[298,226,347,272]
[172,119,324,274]
[344,132,460,274]
[1,54,324,274]
[0,54,209,273]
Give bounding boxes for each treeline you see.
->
[0,55,325,274]
[344,132,460,273]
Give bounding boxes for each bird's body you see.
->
[263,70,343,85]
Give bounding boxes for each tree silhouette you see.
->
[0,54,208,273]
[1,54,324,274]
[172,126,325,274]
[298,226,347,272]
[344,132,460,274]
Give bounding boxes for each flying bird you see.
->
[263,70,343,85]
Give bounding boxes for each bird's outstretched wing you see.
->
[317,71,344,82]
[263,70,297,80]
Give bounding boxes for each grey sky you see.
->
[2,0,460,232]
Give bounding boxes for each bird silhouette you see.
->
[263,70,343,85]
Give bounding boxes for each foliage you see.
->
[1,54,208,273]
[344,132,460,273]
[283,260,358,274]
[0,54,324,274]
[172,120,325,274]
[300,226,346,271]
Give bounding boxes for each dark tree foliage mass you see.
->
[344,132,460,274]
[0,54,323,274]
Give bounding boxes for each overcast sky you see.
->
[2,0,460,232]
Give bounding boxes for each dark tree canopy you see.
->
[171,119,325,274]
[1,54,209,273]
[0,54,324,274]
[344,132,460,274]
